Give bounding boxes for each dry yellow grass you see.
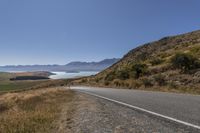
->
[75,30,200,95]
[0,87,75,133]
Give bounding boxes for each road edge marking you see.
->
[76,89,200,130]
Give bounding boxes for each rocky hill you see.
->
[76,30,200,94]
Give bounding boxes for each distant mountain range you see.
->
[0,58,120,72]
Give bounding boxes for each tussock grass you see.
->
[74,31,200,95]
[0,88,74,133]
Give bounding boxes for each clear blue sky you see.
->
[0,0,200,65]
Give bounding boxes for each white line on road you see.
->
[77,89,200,130]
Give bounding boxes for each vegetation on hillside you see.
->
[171,53,200,72]
[73,30,200,94]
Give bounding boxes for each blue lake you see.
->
[49,71,99,79]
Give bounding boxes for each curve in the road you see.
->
[71,86,200,130]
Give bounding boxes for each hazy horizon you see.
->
[0,58,120,66]
[0,0,200,65]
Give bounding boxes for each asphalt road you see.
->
[71,86,200,130]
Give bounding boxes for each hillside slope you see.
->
[75,30,200,94]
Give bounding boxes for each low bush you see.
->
[116,69,129,80]
[142,78,153,87]
[168,81,178,89]
[150,58,164,66]
[171,53,200,72]
[130,63,148,79]
[94,78,100,83]
[104,81,110,86]
[154,74,166,86]
[105,71,116,81]
[137,52,149,61]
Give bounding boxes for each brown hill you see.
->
[74,30,200,94]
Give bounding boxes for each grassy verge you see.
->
[73,77,200,95]
[0,79,71,93]
[0,80,44,92]
[0,88,75,133]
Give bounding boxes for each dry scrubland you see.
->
[0,30,200,132]
[0,72,75,132]
[0,87,75,133]
[74,30,200,94]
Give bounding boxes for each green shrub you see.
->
[94,78,100,83]
[104,81,110,86]
[130,63,148,79]
[137,52,149,61]
[105,71,116,81]
[142,78,153,87]
[116,69,129,80]
[154,74,166,86]
[171,53,200,72]
[150,58,164,66]
[168,81,178,89]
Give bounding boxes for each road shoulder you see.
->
[60,91,198,133]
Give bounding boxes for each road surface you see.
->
[71,86,200,130]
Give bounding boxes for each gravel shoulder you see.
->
[58,91,199,133]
